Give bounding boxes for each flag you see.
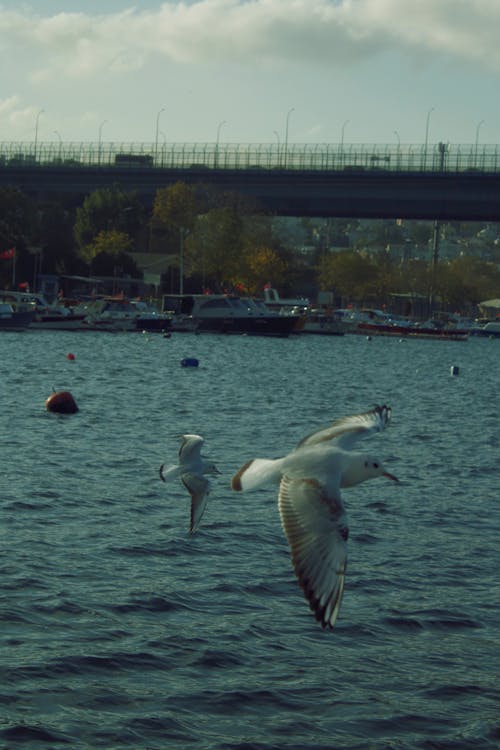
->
[0,247,15,260]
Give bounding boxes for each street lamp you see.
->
[474,119,485,165]
[54,130,62,160]
[214,120,226,167]
[340,119,349,167]
[284,107,294,168]
[98,119,107,165]
[34,109,44,162]
[273,130,281,167]
[155,107,165,165]
[394,130,401,168]
[424,107,435,168]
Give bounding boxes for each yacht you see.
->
[162,293,300,337]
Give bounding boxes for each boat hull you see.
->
[357,322,469,341]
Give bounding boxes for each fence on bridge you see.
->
[1,141,500,173]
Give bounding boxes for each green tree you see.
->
[74,187,142,254]
[318,250,380,305]
[0,187,37,288]
[81,230,133,265]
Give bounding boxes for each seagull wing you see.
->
[278,474,348,629]
[296,404,391,451]
[159,463,180,483]
[179,434,204,468]
[181,472,210,533]
[231,457,284,492]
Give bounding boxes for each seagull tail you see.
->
[231,457,284,492]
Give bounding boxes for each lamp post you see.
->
[474,119,485,165]
[340,119,349,167]
[155,107,165,165]
[54,130,62,160]
[273,129,280,166]
[283,107,294,169]
[34,109,44,162]
[424,107,435,168]
[394,130,401,168]
[98,119,107,165]
[214,120,226,168]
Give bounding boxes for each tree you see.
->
[81,230,133,265]
[318,250,380,305]
[74,187,142,254]
[0,187,37,288]
[242,246,287,295]
[153,182,203,293]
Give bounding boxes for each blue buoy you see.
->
[181,357,199,368]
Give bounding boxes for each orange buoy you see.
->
[45,390,79,414]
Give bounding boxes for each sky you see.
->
[1,0,500,147]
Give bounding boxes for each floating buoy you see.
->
[181,357,199,368]
[163,331,171,338]
[366,335,372,341]
[66,352,75,361]
[45,390,79,414]
[450,365,460,376]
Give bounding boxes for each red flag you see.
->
[0,247,15,260]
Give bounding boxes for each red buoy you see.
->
[67,353,75,361]
[45,390,79,414]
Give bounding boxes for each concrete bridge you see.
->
[2,141,500,221]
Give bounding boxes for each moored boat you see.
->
[0,290,87,330]
[75,297,172,333]
[0,302,34,331]
[162,293,300,337]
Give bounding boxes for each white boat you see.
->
[0,290,87,330]
[75,296,172,332]
[262,287,310,314]
[300,309,345,336]
[162,293,300,337]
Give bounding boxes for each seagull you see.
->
[231,405,398,629]
[160,434,220,533]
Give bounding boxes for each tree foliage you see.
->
[74,186,142,253]
[81,230,133,265]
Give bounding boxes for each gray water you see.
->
[1,330,499,750]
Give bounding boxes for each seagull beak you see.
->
[383,471,399,483]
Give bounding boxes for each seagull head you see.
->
[363,455,399,483]
[341,453,398,487]
[204,461,221,476]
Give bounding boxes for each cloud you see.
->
[0,0,499,82]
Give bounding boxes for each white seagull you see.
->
[160,434,220,533]
[231,405,398,629]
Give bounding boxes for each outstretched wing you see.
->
[278,475,348,629]
[179,434,204,466]
[181,472,210,533]
[296,405,391,451]
[231,457,284,492]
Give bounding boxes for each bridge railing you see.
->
[2,141,500,172]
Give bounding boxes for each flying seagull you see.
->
[231,405,398,628]
[160,434,220,533]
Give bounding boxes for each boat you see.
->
[0,290,87,330]
[471,320,500,338]
[262,287,310,314]
[356,321,469,341]
[0,301,34,330]
[76,296,172,333]
[162,293,300,337]
[299,309,345,336]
